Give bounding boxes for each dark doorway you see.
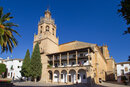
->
[69,75,71,82]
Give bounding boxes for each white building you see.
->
[0,57,23,80]
[117,62,130,83]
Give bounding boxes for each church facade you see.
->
[33,9,116,84]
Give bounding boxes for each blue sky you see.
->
[0,0,130,63]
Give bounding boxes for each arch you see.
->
[48,70,53,81]
[69,69,76,83]
[61,70,67,83]
[78,69,87,83]
[46,25,49,31]
[54,70,59,82]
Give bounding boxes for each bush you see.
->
[0,63,6,75]
[0,80,11,83]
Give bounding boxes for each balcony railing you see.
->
[48,56,88,61]
[48,61,91,68]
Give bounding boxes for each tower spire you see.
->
[44,8,51,19]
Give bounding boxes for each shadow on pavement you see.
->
[13,83,108,87]
[104,81,130,86]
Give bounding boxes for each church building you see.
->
[33,9,116,84]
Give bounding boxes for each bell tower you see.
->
[33,9,59,54]
[33,9,59,82]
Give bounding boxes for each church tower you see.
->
[33,9,59,54]
[33,9,59,82]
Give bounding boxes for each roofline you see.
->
[117,62,130,64]
[46,47,93,56]
[59,40,77,46]
[2,58,23,61]
[59,40,96,46]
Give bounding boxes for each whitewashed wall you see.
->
[3,59,23,80]
[117,63,130,76]
[117,63,130,83]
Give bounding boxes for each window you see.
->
[18,66,20,68]
[46,26,49,31]
[125,67,128,72]
[19,60,21,62]
[11,65,13,70]
[52,28,54,35]
[83,74,86,79]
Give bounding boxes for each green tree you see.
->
[0,7,20,53]
[118,0,130,34]
[30,43,42,82]
[21,49,30,80]
[0,63,6,75]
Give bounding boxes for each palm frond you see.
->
[7,28,21,37]
[0,7,20,53]
[1,13,11,22]
[4,22,18,27]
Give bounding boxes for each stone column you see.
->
[67,52,69,66]
[52,71,54,83]
[53,55,55,67]
[67,70,69,84]
[88,49,90,64]
[76,70,78,83]
[86,67,91,85]
[76,51,78,65]
[59,54,61,66]
[59,70,61,83]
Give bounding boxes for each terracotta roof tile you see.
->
[59,41,96,52]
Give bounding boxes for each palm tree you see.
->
[0,7,20,53]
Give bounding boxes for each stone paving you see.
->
[13,81,130,87]
[100,82,130,87]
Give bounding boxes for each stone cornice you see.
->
[33,37,58,46]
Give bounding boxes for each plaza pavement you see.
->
[13,81,130,87]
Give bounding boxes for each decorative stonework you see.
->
[38,17,54,25]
